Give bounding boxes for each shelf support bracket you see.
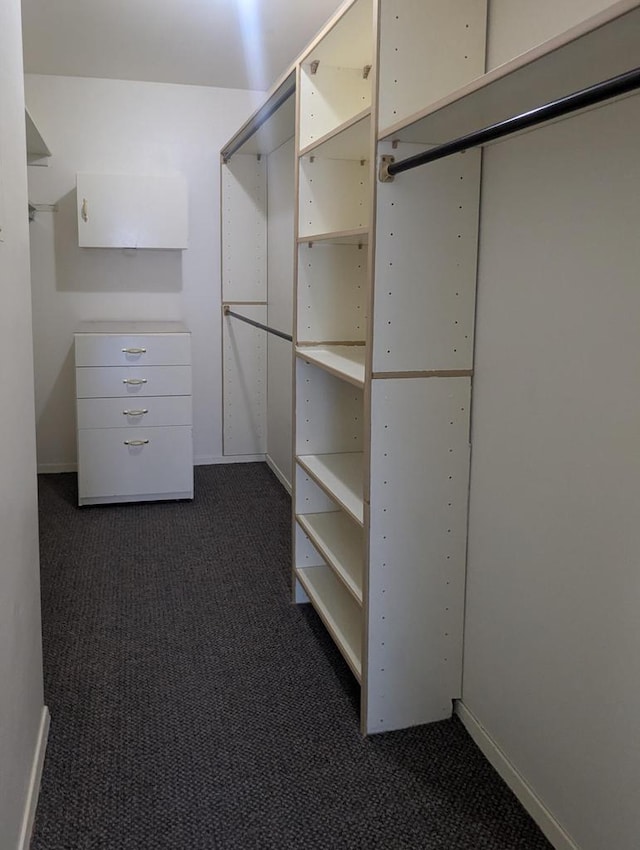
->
[310,60,319,75]
[378,155,395,183]
[363,64,371,79]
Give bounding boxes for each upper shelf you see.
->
[221,69,295,160]
[380,1,640,145]
[25,108,50,164]
[297,227,369,246]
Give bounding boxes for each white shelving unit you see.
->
[291,0,474,735]
[222,0,640,842]
[220,70,296,484]
[223,0,640,740]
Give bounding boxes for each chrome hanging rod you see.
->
[379,65,640,181]
[223,305,292,342]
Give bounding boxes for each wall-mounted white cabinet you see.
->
[76,173,188,249]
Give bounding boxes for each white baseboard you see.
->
[454,701,579,850]
[266,455,292,493]
[37,462,76,474]
[18,705,50,850]
[39,456,267,473]
[194,454,266,465]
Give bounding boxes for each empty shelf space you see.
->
[379,3,640,144]
[296,453,364,525]
[299,108,371,159]
[295,564,362,680]
[297,227,369,246]
[296,345,365,387]
[296,512,364,604]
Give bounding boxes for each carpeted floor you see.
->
[32,464,552,850]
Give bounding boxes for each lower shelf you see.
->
[296,511,363,604]
[295,564,362,682]
[296,452,364,524]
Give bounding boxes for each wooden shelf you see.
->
[296,453,364,525]
[221,69,295,159]
[295,564,362,680]
[379,1,640,145]
[296,345,365,387]
[296,512,364,604]
[299,109,371,160]
[297,227,368,246]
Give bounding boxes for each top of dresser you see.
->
[75,321,189,335]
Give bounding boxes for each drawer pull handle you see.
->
[124,439,149,446]
[122,347,146,354]
[123,409,148,416]
[123,378,147,385]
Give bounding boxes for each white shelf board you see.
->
[295,564,362,681]
[300,109,371,159]
[296,452,364,525]
[297,227,368,246]
[221,69,295,158]
[296,345,365,387]
[380,1,640,145]
[296,512,364,604]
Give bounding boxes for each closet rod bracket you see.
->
[378,155,395,183]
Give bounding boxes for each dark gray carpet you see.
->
[32,464,552,850]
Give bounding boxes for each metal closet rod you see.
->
[222,78,296,163]
[380,65,640,180]
[223,305,292,342]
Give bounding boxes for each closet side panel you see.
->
[378,0,486,135]
[221,155,266,302]
[486,0,615,70]
[221,155,267,455]
[464,95,640,850]
[222,304,266,455]
[266,138,295,488]
[365,377,471,733]
[373,142,480,374]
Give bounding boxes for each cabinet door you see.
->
[76,173,188,249]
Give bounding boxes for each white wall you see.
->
[0,1,46,847]
[266,137,295,488]
[463,93,640,850]
[25,74,262,470]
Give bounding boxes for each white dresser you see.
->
[74,321,193,506]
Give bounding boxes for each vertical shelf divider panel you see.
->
[364,376,471,733]
[222,304,267,455]
[221,155,267,303]
[373,141,481,374]
[378,0,487,136]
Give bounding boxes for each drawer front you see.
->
[75,333,191,367]
[76,365,191,398]
[78,426,193,499]
[77,395,192,429]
